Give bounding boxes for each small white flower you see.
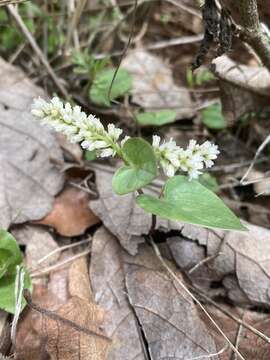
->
[152,134,220,180]
[99,148,115,158]
[161,160,176,177]
[108,123,123,141]
[199,141,220,168]
[152,135,161,149]
[92,140,108,149]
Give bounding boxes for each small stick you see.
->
[11,266,25,346]
[30,249,90,278]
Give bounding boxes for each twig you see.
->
[30,248,90,278]
[65,0,87,52]
[189,345,227,359]
[35,238,91,267]
[7,4,69,99]
[150,238,246,360]
[236,0,270,71]
[11,265,25,346]
[232,319,243,360]
[240,134,270,184]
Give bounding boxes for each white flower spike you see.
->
[152,135,219,180]
[31,97,219,180]
[31,97,123,158]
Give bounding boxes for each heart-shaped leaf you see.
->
[0,230,22,278]
[112,138,158,195]
[136,175,247,231]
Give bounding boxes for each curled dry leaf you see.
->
[90,168,183,255]
[89,227,146,360]
[212,55,270,125]
[123,242,217,359]
[122,49,194,118]
[168,222,270,308]
[0,58,64,229]
[37,186,100,237]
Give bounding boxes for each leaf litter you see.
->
[1,4,270,358]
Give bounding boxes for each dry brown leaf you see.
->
[201,305,270,359]
[37,186,100,236]
[12,225,59,271]
[90,168,183,255]
[0,59,64,229]
[212,55,270,124]
[122,49,194,118]
[16,285,62,360]
[45,256,110,360]
[0,311,9,356]
[0,57,44,111]
[90,227,146,360]
[17,257,110,360]
[45,296,110,360]
[168,222,270,308]
[123,242,217,359]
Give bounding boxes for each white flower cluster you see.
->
[152,136,219,179]
[31,97,219,180]
[31,97,124,158]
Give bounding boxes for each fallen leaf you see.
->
[90,168,182,255]
[17,256,109,360]
[0,311,9,356]
[12,225,59,271]
[37,186,100,236]
[168,222,270,308]
[246,170,270,196]
[45,256,110,360]
[122,49,194,118]
[212,55,270,124]
[0,57,44,111]
[201,305,270,359]
[0,59,64,229]
[89,227,147,360]
[123,242,218,359]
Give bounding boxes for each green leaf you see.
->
[89,68,132,107]
[0,266,32,314]
[135,110,177,126]
[136,175,247,231]
[198,173,219,193]
[201,103,226,130]
[0,230,22,278]
[112,138,158,195]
